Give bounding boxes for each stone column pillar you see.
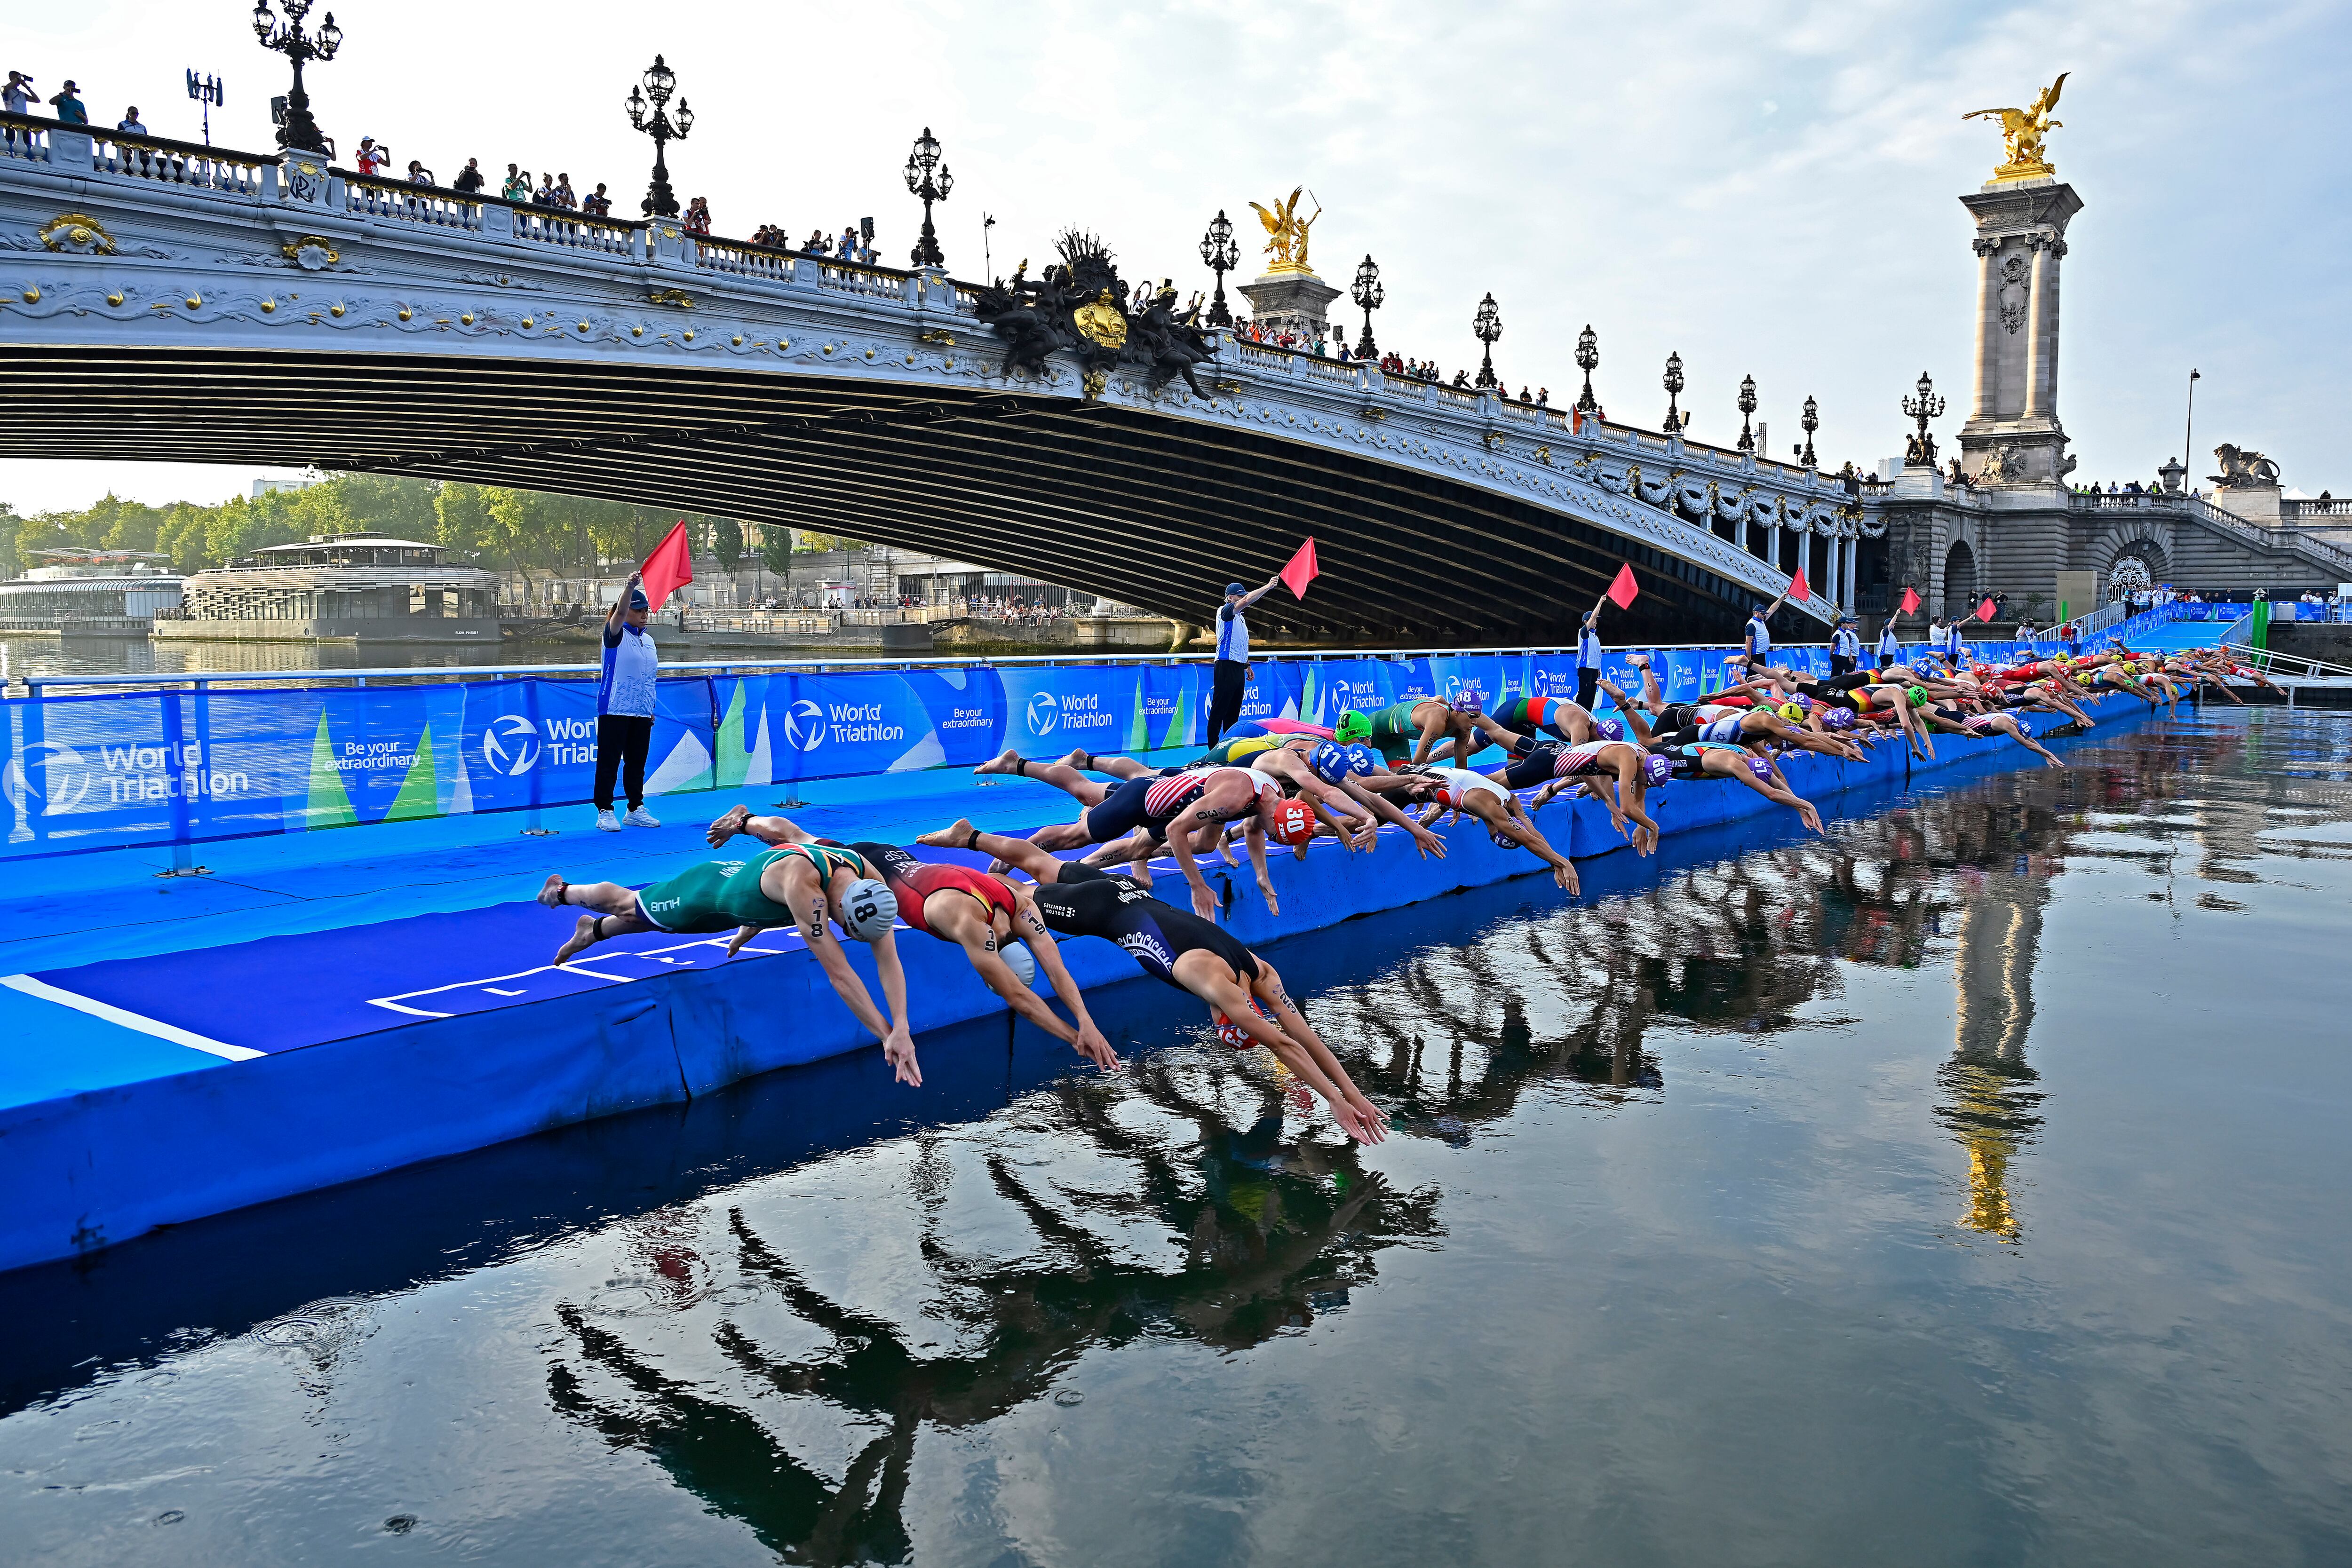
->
[2022,235,2053,420]
[1970,237,2000,422]
[2042,238,2067,422]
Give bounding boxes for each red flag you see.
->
[639,521,696,612]
[1788,568,1811,603]
[1279,537,1320,600]
[1899,586,1922,616]
[1975,597,1997,623]
[1607,563,1639,610]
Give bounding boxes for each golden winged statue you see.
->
[1964,72,2067,180]
[1247,186,1322,275]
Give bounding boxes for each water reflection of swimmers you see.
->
[918,820,1388,1143]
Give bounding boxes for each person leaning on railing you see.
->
[452,157,484,194]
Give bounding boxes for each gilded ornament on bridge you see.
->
[647,288,695,308]
[40,213,117,255]
[280,235,341,269]
[1963,72,2067,182]
[1073,288,1128,350]
[1248,187,1321,275]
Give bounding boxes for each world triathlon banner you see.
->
[0,643,2053,857]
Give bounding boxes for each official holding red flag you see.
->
[1573,564,1642,709]
[1206,546,1311,745]
[591,523,695,832]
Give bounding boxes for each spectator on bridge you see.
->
[405,158,436,185]
[583,183,612,218]
[553,173,577,208]
[532,174,555,206]
[685,197,712,235]
[116,105,145,135]
[452,157,485,194]
[4,71,32,118]
[48,80,87,124]
[1207,573,1282,745]
[1537,387,1550,407]
[838,225,857,259]
[595,572,662,833]
[501,163,530,201]
[354,136,389,175]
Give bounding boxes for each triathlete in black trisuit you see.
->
[916,818,1389,1144]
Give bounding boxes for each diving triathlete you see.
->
[917,821,1391,1145]
[534,838,920,1081]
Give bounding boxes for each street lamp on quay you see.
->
[1661,350,1685,433]
[1199,211,1238,327]
[1736,373,1758,453]
[1574,325,1600,415]
[623,56,693,220]
[1472,293,1502,389]
[904,128,954,269]
[1799,394,1819,468]
[1351,254,1384,358]
[250,0,342,156]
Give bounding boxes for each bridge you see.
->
[0,113,1863,645]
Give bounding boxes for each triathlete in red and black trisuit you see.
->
[848,839,1020,937]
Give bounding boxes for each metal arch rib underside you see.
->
[0,345,1783,644]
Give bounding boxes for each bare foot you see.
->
[537,873,569,909]
[916,817,977,850]
[706,803,751,847]
[973,748,1025,778]
[987,857,1012,875]
[1628,653,1650,668]
[1059,748,1094,771]
[554,912,602,963]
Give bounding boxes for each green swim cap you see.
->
[1906,685,1930,706]
[1335,710,1371,744]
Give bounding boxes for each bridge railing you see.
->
[342,172,486,234]
[93,126,271,197]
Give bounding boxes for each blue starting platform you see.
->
[0,695,2153,1273]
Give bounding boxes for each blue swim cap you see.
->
[1000,941,1036,988]
[1309,741,1350,785]
[1345,743,1379,776]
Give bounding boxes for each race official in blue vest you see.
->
[1828,617,1862,676]
[595,571,661,832]
[1206,572,1281,744]
[1573,607,1606,709]
[1943,617,1968,665]
[1739,592,1787,673]
[1877,619,1904,666]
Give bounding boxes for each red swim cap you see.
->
[1267,798,1316,846]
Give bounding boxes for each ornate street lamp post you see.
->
[1799,395,1819,467]
[1736,373,1759,452]
[1351,254,1384,358]
[1901,370,1947,466]
[1199,210,1238,327]
[904,127,953,269]
[623,56,693,219]
[250,0,342,156]
[1574,325,1600,415]
[1661,350,1685,433]
[1472,293,1502,389]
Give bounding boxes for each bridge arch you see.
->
[1942,539,1978,618]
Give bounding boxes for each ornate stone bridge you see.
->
[0,115,1862,644]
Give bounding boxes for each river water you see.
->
[4,708,2349,1566]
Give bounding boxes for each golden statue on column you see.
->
[1247,187,1322,275]
[1963,71,2067,182]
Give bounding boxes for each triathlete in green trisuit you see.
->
[536,840,921,1082]
[1340,696,1486,766]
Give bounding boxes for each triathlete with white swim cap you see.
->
[535,833,921,1082]
[917,820,1391,1145]
[700,806,1119,1075]
[1402,764,1580,893]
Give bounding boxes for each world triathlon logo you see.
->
[480,714,540,776]
[783,698,827,752]
[1026,692,1059,736]
[1,741,92,815]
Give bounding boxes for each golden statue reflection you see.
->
[1248,186,1322,276]
[1964,72,2068,182]
[1938,847,2049,1242]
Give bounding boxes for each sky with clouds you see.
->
[6,0,2345,517]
